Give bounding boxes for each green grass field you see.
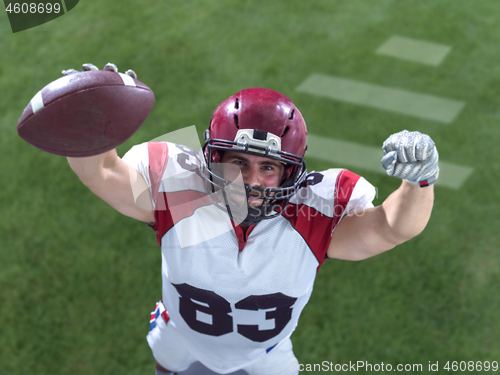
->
[1,1,499,374]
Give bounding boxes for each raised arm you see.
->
[21,62,157,224]
[68,149,155,224]
[329,180,433,260]
[328,130,439,260]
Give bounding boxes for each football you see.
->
[17,69,155,157]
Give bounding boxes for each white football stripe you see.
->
[119,73,136,87]
[30,91,44,114]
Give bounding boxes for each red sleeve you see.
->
[147,143,213,246]
[282,169,361,271]
[147,142,175,246]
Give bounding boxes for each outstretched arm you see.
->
[68,149,155,224]
[329,181,433,260]
[63,63,154,224]
[328,130,438,261]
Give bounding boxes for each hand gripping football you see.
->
[17,63,155,157]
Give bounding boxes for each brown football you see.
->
[17,69,155,157]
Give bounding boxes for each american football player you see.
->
[64,65,438,375]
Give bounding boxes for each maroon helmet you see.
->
[202,88,308,225]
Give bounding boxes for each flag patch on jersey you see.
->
[149,301,169,331]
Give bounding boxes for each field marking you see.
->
[376,35,452,66]
[296,74,465,124]
[306,134,473,189]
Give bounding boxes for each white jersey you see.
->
[123,142,376,374]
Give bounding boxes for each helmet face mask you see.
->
[201,88,308,225]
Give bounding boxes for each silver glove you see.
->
[381,130,439,187]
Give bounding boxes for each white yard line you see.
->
[306,134,473,189]
[296,74,465,124]
[376,36,452,66]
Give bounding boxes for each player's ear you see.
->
[214,150,223,163]
[281,165,293,183]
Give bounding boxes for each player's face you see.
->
[221,151,285,207]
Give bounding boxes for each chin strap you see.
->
[239,200,286,226]
[239,207,263,226]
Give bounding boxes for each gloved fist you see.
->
[381,130,439,187]
[62,62,137,79]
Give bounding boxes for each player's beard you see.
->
[226,184,264,207]
[220,181,281,225]
[247,190,264,208]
